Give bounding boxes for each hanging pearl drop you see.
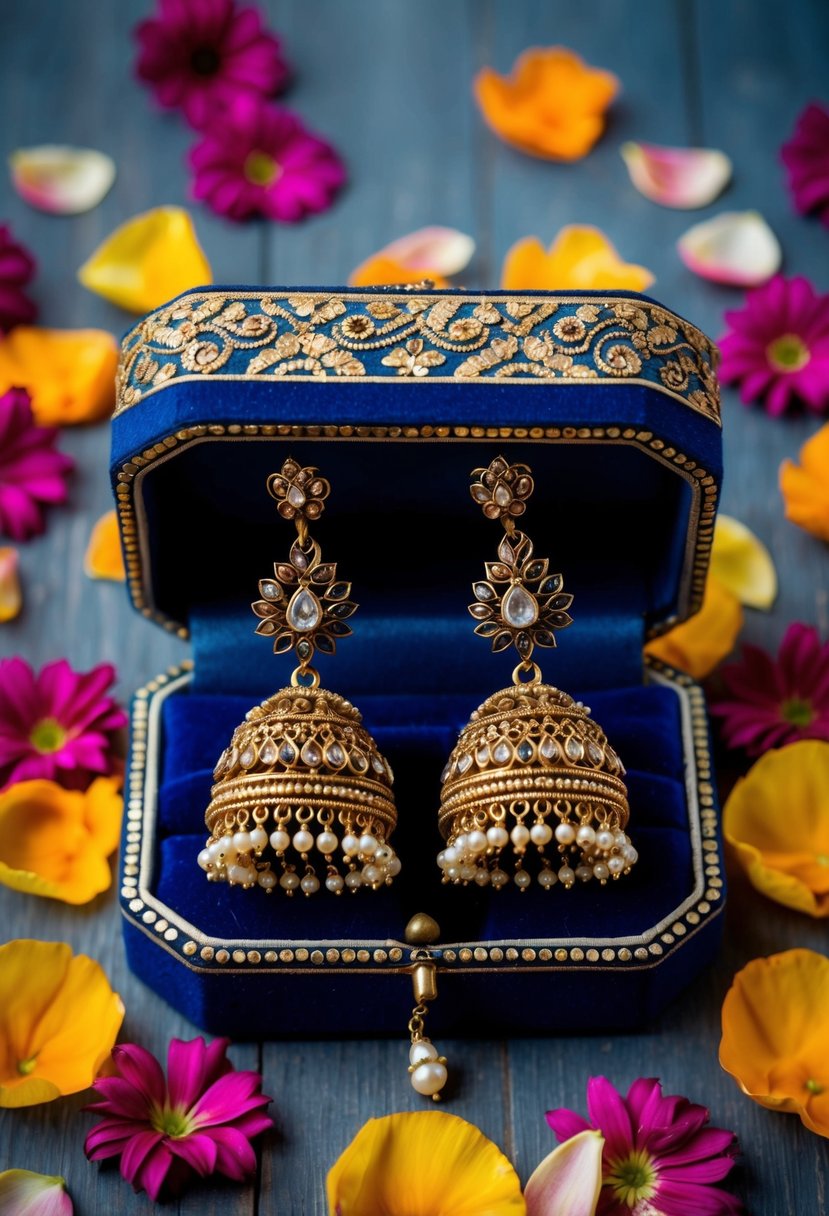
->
[410,1060,448,1097]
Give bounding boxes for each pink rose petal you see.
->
[621,141,732,208]
[524,1130,604,1216]
[381,226,475,276]
[0,1169,73,1216]
[678,211,781,287]
[10,146,115,215]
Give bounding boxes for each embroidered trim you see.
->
[116,290,720,425]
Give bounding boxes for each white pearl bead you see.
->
[345,870,363,889]
[375,845,392,863]
[342,833,360,856]
[228,863,250,885]
[301,874,320,894]
[467,830,488,854]
[575,864,593,882]
[207,841,223,863]
[555,822,576,845]
[411,1060,447,1096]
[474,868,490,886]
[511,824,530,850]
[622,845,638,865]
[608,855,625,874]
[437,850,450,869]
[316,831,338,854]
[530,822,553,846]
[514,870,532,889]
[445,865,461,880]
[538,869,557,888]
[558,865,575,886]
[218,834,235,861]
[487,826,509,849]
[197,848,212,870]
[270,829,290,853]
[442,846,460,865]
[387,855,402,876]
[232,830,252,854]
[258,870,277,890]
[459,863,477,882]
[293,829,314,853]
[576,825,596,847]
[454,834,469,856]
[358,834,378,856]
[596,830,615,852]
[593,862,610,881]
[250,826,268,852]
[363,863,383,885]
[326,873,345,893]
[409,1040,438,1065]
[615,831,628,847]
[490,869,509,888]
[279,871,300,890]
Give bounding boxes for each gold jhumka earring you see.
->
[436,456,637,891]
[198,458,400,895]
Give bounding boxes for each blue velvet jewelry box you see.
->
[112,286,726,1038]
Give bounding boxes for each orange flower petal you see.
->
[0,777,122,905]
[724,741,829,916]
[0,548,22,623]
[84,511,125,582]
[501,227,653,292]
[644,575,744,679]
[475,47,618,161]
[780,422,829,543]
[349,255,449,288]
[0,939,123,1107]
[720,949,829,1137]
[0,327,118,426]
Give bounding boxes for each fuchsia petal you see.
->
[86,1076,152,1122]
[202,1125,259,1179]
[110,1042,166,1108]
[118,1129,166,1186]
[191,1069,270,1127]
[167,1132,219,1175]
[136,1143,175,1203]
[546,1107,594,1142]
[167,1035,233,1111]
[586,1077,632,1161]
[655,1178,745,1214]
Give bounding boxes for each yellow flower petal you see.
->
[78,206,212,314]
[0,548,22,623]
[501,227,653,291]
[710,514,777,609]
[84,511,125,582]
[0,778,122,905]
[349,254,449,288]
[327,1111,525,1216]
[644,575,744,679]
[780,422,829,543]
[524,1130,604,1216]
[724,740,829,916]
[0,327,118,426]
[720,948,829,1137]
[0,939,123,1107]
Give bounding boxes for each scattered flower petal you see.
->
[710,622,829,755]
[780,422,829,542]
[0,656,127,791]
[9,146,115,215]
[719,275,829,417]
[0,1169,73,1216]
[350,227,474,287]
[326,1111,525,1215]
[620,142,732,208]
[78,206,212,314]
[0,939,123,1107]
[474,47,618,161]
[190,95,345,223]
[720,949,829,1138]
[501,226,653,292]
[525,1130,604,1216]
[0,777,122,905]
[678,211,781,287]
[0,548,21,623]
[134,0,290,131]
[0,329,118,426]
[723,741,829,916]
[0,388,74,541]
[85,1037,272,1202]
[548,1076,740,1216]
[645,575,743,679]
[710,515,777,609]
[0,223,37,334]
[84,511,125,582]
[781,102,829,228]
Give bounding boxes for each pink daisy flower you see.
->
[85,1037,273,1202]
[0,388,74,542]
[547,1076,742,1216]
[0,223,37,334]
[710,622,829,756]
[134,0,289,130]
[782,102,829,228]
[719,275,829,416]
[190,94,346,222]
[0,657,127,790]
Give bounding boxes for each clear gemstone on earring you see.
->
[351,750,368,773]
[287,587,323,632]
[565,736,585,761]
[240,746,255,768]
[300,740,322,766]
[502,584,539,628]
[492,740,512,765]
[325,742,346,768]
[587,741,604,764]
[457,753,473,774]
[288,485,306,508]
[494,483,511,506]
[260,739,277,765]
[476,744,490,766]
[473,582,494,601]
[540,736,560,760]
[371,753,385,774]
[262,581,279,599]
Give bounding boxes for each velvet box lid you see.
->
[112,286,726,1038]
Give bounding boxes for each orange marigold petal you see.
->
[780,423,829,542]
[84,510,126,581]
[0,327,118,426]
[501,226,653,292]
[349,255,448,288]
[645,575,743,679]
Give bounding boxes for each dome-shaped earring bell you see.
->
[437,456,637,892]
[198,459,400,895]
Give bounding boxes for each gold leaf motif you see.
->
[473,301,501,324]
[367,300,401,319]
[427,298,462,332]
[150,326,185,349]
[322,350,365,376]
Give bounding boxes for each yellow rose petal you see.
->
[645,575,744,679]
[0,548,22,623]
[84,511,125,582]
[78,206,212,314]
[710,514,777,608]
[0,327,118,426]
[501,226,653,291]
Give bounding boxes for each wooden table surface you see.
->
[2,1,829,1212]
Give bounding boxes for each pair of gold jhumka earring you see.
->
[198,454,638,1097]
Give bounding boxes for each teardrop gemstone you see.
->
[287,587,323,632]
[502,584,539,628]
[260,739,277,765]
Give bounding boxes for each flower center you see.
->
[244,151,281,187]
[29,718,67,754]
[190,46,221,76]
[606,1149,657,1207]
[17,1054,37,1076]
[767,333,810,372]
[781,697,814,727]
[151,1104,195,1140]
[806,1078,825,1095]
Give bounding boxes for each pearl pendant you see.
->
[408,1038,448,1099]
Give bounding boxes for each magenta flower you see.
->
[134,0,289,130]
[719,275,829,416]
[85,1038,273,1202]
[547,1076,741,1216]
[710,622,829,756]
[190,94,346,222]
[0,224,37,334]
[0,657,126,790]
[782,102,829,228]
[0,388,74,542]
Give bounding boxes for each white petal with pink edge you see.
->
[621,141,732,208]
[9,146,116,215]
[678,211,781,287]
[380,226,475,275]
[0,1169,73,1216]
[524,1130,604,1216]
